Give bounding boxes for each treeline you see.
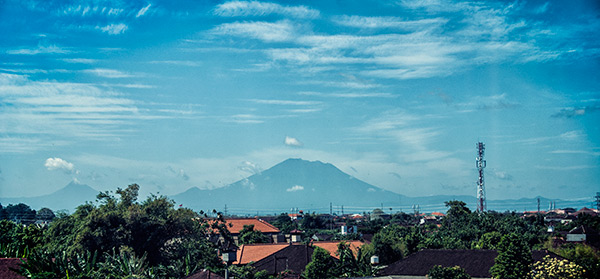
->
[1,184,231,279]
[0,203,55,224]
[1,185,599,279]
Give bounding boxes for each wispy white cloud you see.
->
[83,68,135,78]
[62,58,98,64]
[214,1,319,18]
[208,0,587,81]
[284,136,303,147]
[300,91,395,98]
[149,60,202,67]
[0,73,187,153]
[286,185,304,192]
[61,4,124,17]
[97,23,128,35]
[552,103,600,118]
[333,15,447,30]
[249,99,321,106]
[7,45,71,55]
[559,130,583,140]
[212,20,295,42]
[224,114,264,124]
[136,3,152,18]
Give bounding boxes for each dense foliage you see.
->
[238,224,270,244]
[489,233,532,279]
[3,184,227,279]
[427,265,471,279]
[302,246,335,279]
[3,193,600,278]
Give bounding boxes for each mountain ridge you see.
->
[1,159,592,214]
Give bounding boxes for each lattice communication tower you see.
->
[476,142,487,212]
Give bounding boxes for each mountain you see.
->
[171,158,405,214]
[171,158,594,215]
[0,181,98,212]
[2,159,591,214]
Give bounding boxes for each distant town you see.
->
[1,184,599,278]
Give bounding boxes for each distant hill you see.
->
[170,158,593,215]
[171,158,405,214]
[0,181,98,212]
[1,159,591,214]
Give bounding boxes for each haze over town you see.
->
[1,0,599,205]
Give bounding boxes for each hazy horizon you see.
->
[1,0,599,202]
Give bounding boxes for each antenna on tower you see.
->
[476,142,487,212]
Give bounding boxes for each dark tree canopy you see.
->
[490,233,532,279]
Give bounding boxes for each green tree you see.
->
[5,203,36,224]
[490,233,532,279]
[303,246,335,279]
[270,213,295,233]
[238,224,269,244]
[369,224,408,264]
[476,231,502,250]
[40,184,223,278]
[428,265,471,279]
[300,213,325,230]
[36,207,55,222]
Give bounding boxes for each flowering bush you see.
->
[530,255,585,279]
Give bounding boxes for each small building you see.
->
[216,218,282,245]
[379,249,561,279]
[566,225,599,247]
[251,244,319,278]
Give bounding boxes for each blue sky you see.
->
[1,0,598,203]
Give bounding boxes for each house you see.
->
[566,225,599,247]
[571,207,599,217]
[231,243,326,278]
[234,240,365,265]
[234,243,291,265]
[0,258,25,279]
[378,249,561,279]
[211,218,282,245]
[251,244,329,278]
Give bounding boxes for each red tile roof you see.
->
[0,258,25,279]
[225,218,281,234]
[234,243,290,265]
[573,207,599,216]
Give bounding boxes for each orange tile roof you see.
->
[431,212,446,217]
[225,218,281,234]
[234,243,290,265]
[312,240,364,259]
